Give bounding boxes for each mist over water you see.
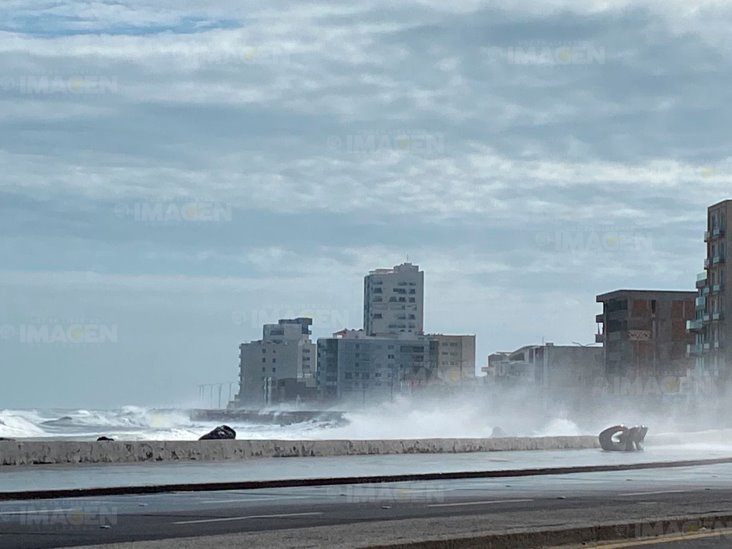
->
[2,385,730,446]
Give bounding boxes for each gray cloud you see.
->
[0,0,728,406]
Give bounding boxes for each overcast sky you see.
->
[1,0,730,408]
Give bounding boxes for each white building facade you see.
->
[235,317,316,407]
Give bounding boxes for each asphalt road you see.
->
[4,463,732,548]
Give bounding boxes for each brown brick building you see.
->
[596,290,696,378]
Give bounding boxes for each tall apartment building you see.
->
[428,334,476,382]
[234,317,316,407]
[689,200,731,386]
[316,329,434,404]
[363,263,424,337]
[596,290,696,379]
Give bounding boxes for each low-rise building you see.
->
[596,290,696,380]
[483,343,603,397]
[428,334,476,383]
[234,317,316,407]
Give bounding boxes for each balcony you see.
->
[713,255,726,265]
[703,313,712,323]
[705,230,711,242]
[697,272,708,288]
[696,296,706,309]
[705,258,712,269]
[686,319,704,332]
[712,312,724,322]
[595,313,604,323]
[711,283,724,294]
[713,226,726,238]
[595,333,604,343]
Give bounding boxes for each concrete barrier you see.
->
[0,436,599,466]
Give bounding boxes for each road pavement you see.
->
[3,462,732,547]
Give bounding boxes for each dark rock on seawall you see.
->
[199,425,236,440]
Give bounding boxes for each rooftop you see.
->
[368,262,420,275]
[596,289,696,302]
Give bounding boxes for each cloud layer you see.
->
[0,0,729,407]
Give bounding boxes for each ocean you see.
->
[0,398,591,441]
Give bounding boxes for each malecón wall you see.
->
[0,436,599,466]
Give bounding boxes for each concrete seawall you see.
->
[0,436,599,466]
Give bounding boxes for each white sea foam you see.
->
[0,409,49,438]
[1,396,725,444]
[0,401,586,441]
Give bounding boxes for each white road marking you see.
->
[427,498,533,508]
[198,496,309,504]
[65,500,142,505]
[618,489,689,497]
[173,511,323,525]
